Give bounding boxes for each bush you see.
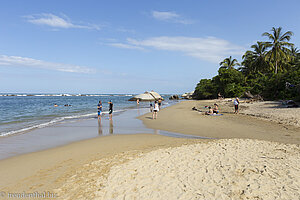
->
[194,68,247,99]
[262,68,300,100]
[213,68,246,97]
[194,79,216,99]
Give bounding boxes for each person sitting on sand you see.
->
[205,106,214,115]
[213,103,219,114]
[218,92,223,99]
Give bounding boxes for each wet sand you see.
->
[0,134,201,198]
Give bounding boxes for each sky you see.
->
[1,0,300,94]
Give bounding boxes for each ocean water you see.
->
[0,94,171,137]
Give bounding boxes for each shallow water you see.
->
[0,94,138,137]
[0,106,211,160]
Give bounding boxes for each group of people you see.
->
[205,103,219,115]
[204,97,240,115]
[149,99,162,119]
[136,98,162,119]
[97,100,113,120]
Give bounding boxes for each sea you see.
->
[0,93,172,137]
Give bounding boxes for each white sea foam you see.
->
[0,112,95,137]
[0,109,126,137]
[0,94,134,97]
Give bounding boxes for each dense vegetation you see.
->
[194,27,300,101]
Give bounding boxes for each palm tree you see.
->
[219,56,240,69]
[289,46,300,69]
[241,41,269,74]
[289,46,299,62]
[262,27,294,73]
[290,46,299,56]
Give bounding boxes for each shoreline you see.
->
[139,100,300,144]
[0,103,204,160]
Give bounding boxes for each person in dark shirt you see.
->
[108,100,113,120]
[158,99,162,109]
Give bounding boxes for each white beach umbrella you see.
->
[129,91,163,101]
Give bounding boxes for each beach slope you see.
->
[139,100,300,144]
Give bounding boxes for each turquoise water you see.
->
[0,94,171,137]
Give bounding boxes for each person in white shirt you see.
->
[152,101,159,119]
[234,97,240,114]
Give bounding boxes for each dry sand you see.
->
[95,139,299,200]
[239,101,300,127]
[1,100,299,199]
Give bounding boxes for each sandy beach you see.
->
[0,100,299,199]
[0,134,200,199]
[139,100,300,144]
[96,139,299,199]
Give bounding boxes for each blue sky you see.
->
[1,0,300,94]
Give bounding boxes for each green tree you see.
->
[262,27,294,74]
[289,46,299,66]
[213,68,246,97]
[219,56,240,69]
[194,79,216,99]
[241,41,269,74]
[194,27,300,101]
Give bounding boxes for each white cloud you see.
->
[151,11,193,24]
[0,55,95,73]
[152,11,179,20]
[111,36,245,63]
[108,43,145,50]
[25,13,101,30]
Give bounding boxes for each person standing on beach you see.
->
[158,99,162,110]
[97,101,103,120]
[153,101,159,119]
[108,100,113,120]
[150,102,153,112]
[234,97,240,114]
[137,99,139,105]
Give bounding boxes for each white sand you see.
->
[239,101,300,127]
[93,139,299,200]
